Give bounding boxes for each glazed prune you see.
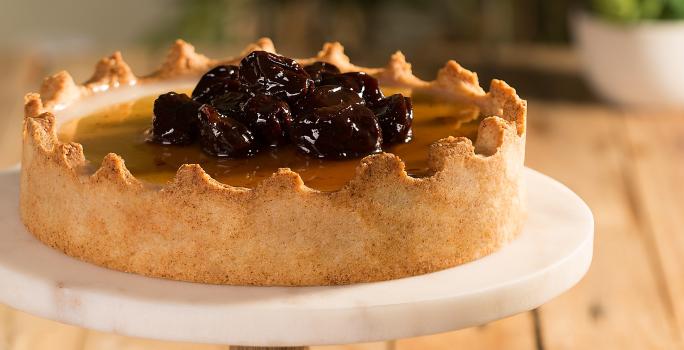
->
[210,89,251,118]
[149,92,201,145]
[240,95,292,147]
[290,103,382,159]
[298,85,365,111]
[239,51,313,101]
[191,65,239,103]
[373,94,413,144]
[193,78,245,105]
[320,72,384,104]
[197,105,258,158]
[303,61,340,85]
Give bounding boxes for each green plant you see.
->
[590,0,684,21]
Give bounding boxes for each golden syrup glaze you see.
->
[58,88,481,191]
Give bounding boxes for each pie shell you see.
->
[20,38,527,286]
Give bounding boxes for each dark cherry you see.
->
[290,103,382,159]
[373,94,413,144]
[320,72,384,104]
[303,61,340,85]
[240,95,292,147]
[197,105,258,158]
[149,92,201,145]
[239,51,313,101]
[191,65,239,103]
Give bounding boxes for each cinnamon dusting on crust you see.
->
[40,71,80,110]
[156,39,212,78]
[376,51,428,88]
[92,153,142,188]
[86,52,136,89]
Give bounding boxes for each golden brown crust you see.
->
[20,38,527,286]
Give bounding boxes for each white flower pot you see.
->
[571,12,684,109]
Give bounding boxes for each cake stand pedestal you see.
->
[0,167,593,348]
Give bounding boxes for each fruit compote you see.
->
[59,51,481,191]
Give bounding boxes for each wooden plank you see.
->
[0,304,9,350]
[525,102,682,349]
[314,341,388,350]
[624,113,684,341]
[394,313,536,350]
[1,308,85,350]
[81,329,228,350]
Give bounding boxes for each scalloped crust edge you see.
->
[20,38,527,286]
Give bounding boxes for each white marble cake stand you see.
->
[0,166,593,348]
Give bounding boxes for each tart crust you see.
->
[20,38,527,286]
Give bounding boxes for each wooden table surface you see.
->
[1,49,684,350]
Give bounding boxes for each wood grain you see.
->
[624,113,684,342]
[526,103,683,349]
[0,308,85,350]
[395,313,536,350]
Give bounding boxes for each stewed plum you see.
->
[290,103,382,159]
[197,105,258,158]
[373,94,413,144]
[295,85,365,113]
[239,51,313,101]
[320,72,384,104]
[240,95,292,147]
[149,92,201,145]
[303,61,340,85]
[149,50,414,160]
[193,78,246,105]
[209,87,251,118]
[191,65,239,104]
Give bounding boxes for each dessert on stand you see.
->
[20,39,527,286]
[0,39,593,348]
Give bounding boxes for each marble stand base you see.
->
[0,167,593,347]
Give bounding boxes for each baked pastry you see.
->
[20,38,527,286]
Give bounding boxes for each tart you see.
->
[20,38,527,286]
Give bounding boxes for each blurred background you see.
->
[0,0,589,101]
[2,0,684,168]
[2,0,684,349]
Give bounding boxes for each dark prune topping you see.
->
[193,78,245,105]
[290,103,382,159]
[149,92,201,145]
[240,95,292,147]
[149,50,416,160]
[320,72,384,104]
[373,94,413,144]
[209,89,251,118]
[303,61,341,85]
[239,51,313,101]
[197,105,258,158]
[298,85,365,111]
[191,65,239,102]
